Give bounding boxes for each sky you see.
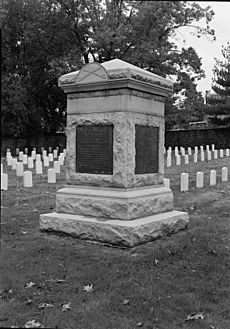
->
[172,1,230,96]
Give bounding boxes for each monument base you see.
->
[40,210,189,247]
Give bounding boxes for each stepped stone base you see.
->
[56,185,174,220]
[40,210,189,247]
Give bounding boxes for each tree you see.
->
[206,43,230,127]
[1,0,215,136]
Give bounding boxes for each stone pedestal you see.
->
[40,59,189,247]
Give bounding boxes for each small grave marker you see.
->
[27,157,34,169]
[193,153,197,163]
[19,151,24,161]
[48,168,56,183]
[43,156,49,167]
[54,161,60,174]
[23,171,33,187]
[23,154,28,165]
[210,170,216,186]
[196,171,204,188]
[35,161,43,174]
[11,158,17,170]
[1,173,8,190]
[176,155,181,166]
[48,153,54,162]
[31,150,36,160]
[181,173,189,192]
[16,162,24,177]
[221,167,228,182]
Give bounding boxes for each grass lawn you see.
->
[0,156,230,329]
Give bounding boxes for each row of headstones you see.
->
[1,168,57,190]
[165,144,230,156]
[166,148,230,167]
[164,166,229,192]
[164,144,217,156]
[1,148,67,190]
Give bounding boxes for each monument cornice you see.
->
[59,78,172,97]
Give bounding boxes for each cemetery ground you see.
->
[0,156,230,329]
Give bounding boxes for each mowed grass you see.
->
[0,156,230,329]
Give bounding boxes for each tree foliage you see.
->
[206,43,230,127]
[1,0,216,136]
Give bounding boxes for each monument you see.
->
[40,59,189,247]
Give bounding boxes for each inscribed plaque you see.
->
[76,125,113,174]
[135,125,159,174]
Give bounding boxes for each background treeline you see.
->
[1,0,229,138]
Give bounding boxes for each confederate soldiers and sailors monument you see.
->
[40,59,189,247]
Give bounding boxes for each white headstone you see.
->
[181,173,189,192]
[194,146,198,154]
[221,167,228,182]
[23,171,33,187]
[188,147,192,156]
[49,146,52,153]
[214,150,218,159]
[176,155,181,166]
[63,149,67,157]
[56,146,59,152]
[16,162,24,177]
[210,170,216,186]
[181,148,185,156]
[53,149,58,159]
[206,145,210,152]
[207,151,211,161]
[19,151,24,161]
[196,171,204,188]
[166,155,171,167]
[16,148,20,155]
[24,148,28,154]
[184,155,189,165]
[33,147,36,152]
[22,154,28,165]
[225,149,229,157]
[6,151,11,158]
[174,147,179,156]
[58,155,64,166]
[193,153,197,163]
[1,173,8,190]
[163,178,170,189]
[11,158,17,170]
[35,161,43,174]
[36,154,41,162]
[7,155,12,166]
[31,150,36,160]
[48,153,54,162]
[27,157,34,169]
[42,150,47,158]
[48,168,56,183]
[211,144,215,151]
[54,161,60,174]
[43,156,49,167]
[219,149,224,158]
[200,152,205,162]
[6,148,10,152]
[200,145,204,153]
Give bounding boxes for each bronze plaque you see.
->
[76,125,113,174]
[135,125,159,174]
